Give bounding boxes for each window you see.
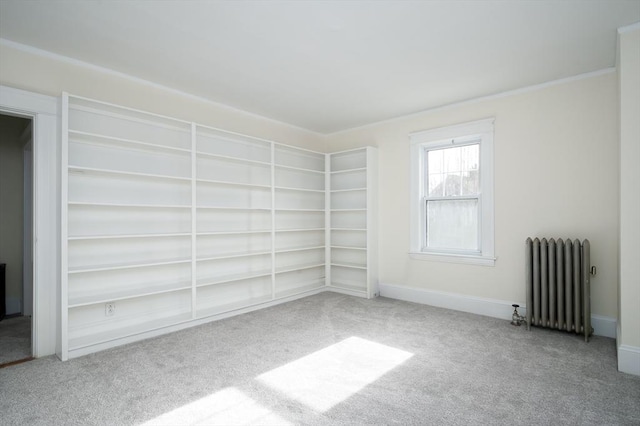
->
[409,119,495,266]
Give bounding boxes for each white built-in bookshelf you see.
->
[61,93,377,360]
[327,148,378,298]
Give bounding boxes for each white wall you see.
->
[0,42,325,152]
[326,71,620,320]
[618,24,640,375]
[0,114,29,315]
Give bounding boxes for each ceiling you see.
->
[1,1,639,134]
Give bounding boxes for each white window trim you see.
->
[409,118,495,266]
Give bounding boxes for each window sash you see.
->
[422,197,482,254]
[421,141,481,254]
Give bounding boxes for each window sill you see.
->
[409,252,496,266]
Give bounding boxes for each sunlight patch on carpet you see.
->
[256,336,413,412]
[141,387,291,426]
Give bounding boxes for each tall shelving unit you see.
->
[62,95,194,358]
[327,148,378,298]
[194,126,274,318]
[62,94,377,360]
[273,145,327,298]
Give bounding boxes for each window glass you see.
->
[426,199,478,251]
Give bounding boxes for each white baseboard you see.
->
[591,314,618,339]
[618,344,640,376]
[5,296,22,315]
[379,283,616,338]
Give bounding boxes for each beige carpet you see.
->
[0,315,31,366]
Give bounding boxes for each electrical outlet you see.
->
[105,302,115,317]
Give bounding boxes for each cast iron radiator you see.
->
[525,238,594,341]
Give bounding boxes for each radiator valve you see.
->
[511,304,526,326]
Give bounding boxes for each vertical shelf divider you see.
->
[325,153,331,289]
[367,147,379,298]
[60,92,70,360]
[191,123,197,319]
[270,142,276,300]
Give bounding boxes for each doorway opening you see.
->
[0,112,34,367]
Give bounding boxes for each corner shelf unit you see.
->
[61,93,377,360]
[326,148,378,298]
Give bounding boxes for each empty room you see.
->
[0,1,639,424]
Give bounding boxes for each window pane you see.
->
[460,144,479,196]
[427,143,479,197]
[462,169,479,195]
[442,146,461,174]
[428,173,443,197]
[427,149,443,174]
[443,172,461,197]
[426,199,478,251]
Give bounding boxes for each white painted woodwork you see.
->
[327,148,378,298]
[61,94,378,359]
[0,85,58,359]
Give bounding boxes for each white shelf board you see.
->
[68,165,191,182]
[274,186,325,193]
[330,245,367,251]
[275,228,324,233]
[68,312,192,351]
[196,206,271,211]
[68,258,192,274]
[331,262,367,270]
[330,228,367,232]
[68,129,191,154]
[196,230,272,236]
[69,95,192,129]
[275,208,324,212]
[330,187,366,193]
[275,262,325,274]
[274,163,324,174]
[195,150,271,166]
[68,282,192,308]
[196,269,273,287]
[275,246,325,254]
[196,178,270,189]
[330,167,367,175]
[331,208,367,212]
[197,251,271,262]
[68,201,191,209]
[69,232,191,241]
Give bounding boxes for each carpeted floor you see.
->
[0,293,639,425]
[0,315,31,366]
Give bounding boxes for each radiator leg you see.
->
[549,239,556,329]
[583,239,591,342]
[525,238,533,331]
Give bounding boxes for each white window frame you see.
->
[409,118,495,266]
